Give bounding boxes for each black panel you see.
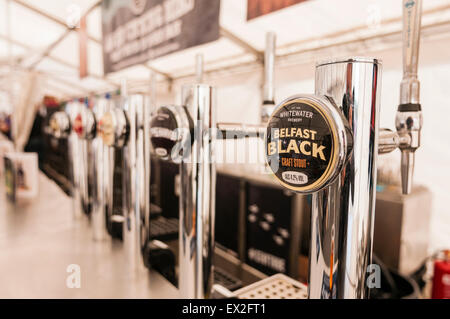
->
[245,182,292,275]
[158,159,179,219]
[215,173,240,254]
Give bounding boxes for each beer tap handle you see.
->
[396,0,423,194]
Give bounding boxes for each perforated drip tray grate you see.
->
[233,274,308,299]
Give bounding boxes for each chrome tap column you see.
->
[150,83,216,298]
[265,57,381,299]
[179,84,216,299]
[91,98,110,241]
[97,96,129,239]
[312,58,381,298]
[71,101,97,218]
[122,94,151,272]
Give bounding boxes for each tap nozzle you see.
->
[400,150,414,194]
[395,105,422,194]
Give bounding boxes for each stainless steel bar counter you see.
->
[0,173,178,298]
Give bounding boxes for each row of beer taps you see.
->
[47,0,423,299]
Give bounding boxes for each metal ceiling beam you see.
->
[27,1,101,69]
[0,33,119,89]
[12,0,172,82]
[142,64,173,82]
[12,0,101,44]
[220,27,264,62]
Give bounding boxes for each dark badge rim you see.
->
[265,96,340,193]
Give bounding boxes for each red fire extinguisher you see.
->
[432,250,450,299]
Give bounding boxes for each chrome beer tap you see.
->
[265,58,381,299]
[150,55,216,298]
[71,99,97,218]
[262,1,423,299]
[98,82,151,271]
[396,0,423,194]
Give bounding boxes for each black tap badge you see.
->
[150,107,179,160]
[266,99,336,193]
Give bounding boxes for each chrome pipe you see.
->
[396,0,423,194]
[122,94,150,273]
[97,95,128,240]
[261,32,277,123]
[311,58,382,298]
[66,101,83,219]
[70,101,96,218]
[179,84,216,299]
[91,98,110,241]
[400,0,422,105]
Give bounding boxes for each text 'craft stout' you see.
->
[265,99,337,193]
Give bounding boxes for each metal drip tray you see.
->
[233,274,308,299]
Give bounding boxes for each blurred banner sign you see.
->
[102,0,221,74]
[247,0,307,20]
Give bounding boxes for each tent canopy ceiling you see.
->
[0,0,450,99]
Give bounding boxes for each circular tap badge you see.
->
[266,97,338,193]
[150,107,180,160]
[73,113,84,137]
[98,112,115,146]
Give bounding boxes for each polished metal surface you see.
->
[97,97,130,240]
[0,174,178,298]
[396,0,423,194]
[122,94,150,273]
[73,104,96,218]
[261,32,276,123]
[91,98,109,241]
[378,128,401,154]
[66,101,91,219]
[400,0,422,105]
[179,84,216,299]
[311,58,382,298]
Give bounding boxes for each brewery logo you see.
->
[73,113,84,137]
[266,98,337,193]
[49,117,60,134]
[150,107,179,160]
[98,112,115,146]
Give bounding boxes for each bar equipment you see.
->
[265,58,381,298]
[150,54,216,298]
[91,98,110,241]
[97,86,151,272]
[261,32,277,124]
[68,100,97,218]
[396,0,423,194]
[260,1,424,299]
[121,92,151,273]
